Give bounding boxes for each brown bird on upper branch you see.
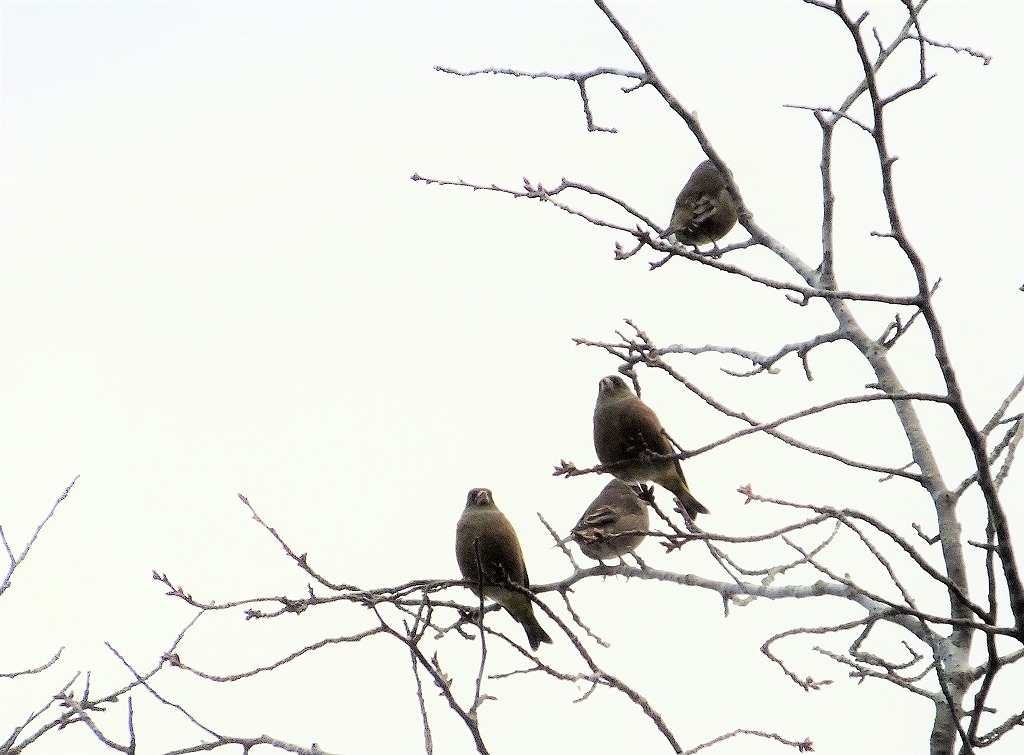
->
[662,159,738,247]
[593,375,708,519]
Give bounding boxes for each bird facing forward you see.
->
[593,375,708,519]
[662,159,738,247]
[567,479,650,563]
[455,488,553,651]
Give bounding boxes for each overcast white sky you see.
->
[2,1,1023,753]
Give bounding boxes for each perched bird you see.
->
[593,375,709,519]
[566,479,650,563]
[662,159,738,247]
[455,488,553,651]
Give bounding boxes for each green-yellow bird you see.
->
[455,488,553,651]
[662,159,738,247]
[593,375,709,519]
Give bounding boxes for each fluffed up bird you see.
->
[566,479,650,563]
[662,159,738,247]
[455,488,553,651]
[593,375,709,519]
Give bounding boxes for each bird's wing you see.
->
[575,504,619,530]
[620,399,675,456]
